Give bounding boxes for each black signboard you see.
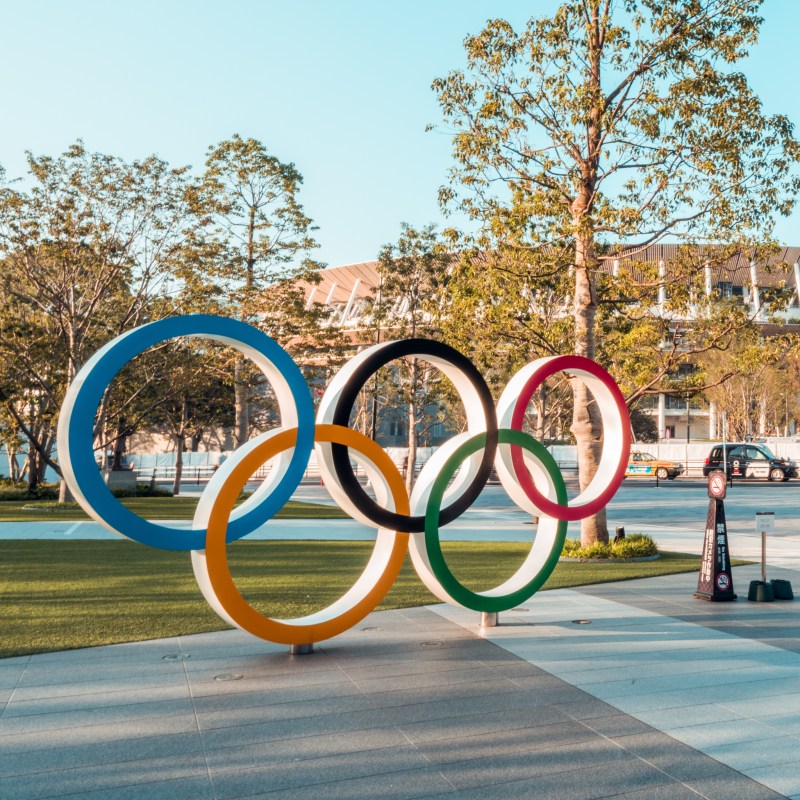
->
[694,497,737,601]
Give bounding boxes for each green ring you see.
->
[424,428,568,612]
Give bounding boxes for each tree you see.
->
[0,143,192,497]
[433,1,800,544]
[185,135,322,448]
[699,333,795,440]
[372,223,452,491]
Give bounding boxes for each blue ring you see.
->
[62,315,313,551]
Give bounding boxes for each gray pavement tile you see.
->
[757,712,800,735]
[193,683,375,721]
[686,770,792,800]
[241,765,459,799]
[0,730,206,779]
[481,661,548,678]
[0,655,31,667]
[429,754,676,799]
[188,678,364,714]
[633,703,742,730]
[44,774,215,800]
[719,693,800,718]
[186,663,354,690]
[9,670,189,701]
[333,657,488,682]
[553,696,622,720]
[578,714,656,738]
[199,706,395,751]
[757,638,800,653]
[0,752,209,800]
[208,743,431,799]
[2,682,191,718]
[705,736,800,771]
[668,718,788,749]
[195,676,531,737]
[434,737,636,790]
[612,731,730,780]
[27,638,184,665]
[414,718,597,764]
[16,660,189,688]
[0,713,200,755]
[603,786,707,799]
[352,665,513,694]
[203,726,409,769]
[746,761,800,800]
[0,668,26,691]
[396,696,576,740]
[399,705,592,748]
[0,696,196,736]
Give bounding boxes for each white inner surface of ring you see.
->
[56,328,305,538]
[316,343,489,525]
[408,445,561,605]
[496,358,625,515]
[191,442,401,630]
[187,334,302,525]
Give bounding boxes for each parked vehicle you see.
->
[702,443,797,481]
[625,451,683,480]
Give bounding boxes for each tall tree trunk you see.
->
[534,385,547,442]
[234,355,249,448]
[7,443,20,482]
[572,231,608,545]
[406,357,418,493]
[27,449,39,493]
[112,416,126,470]
[172,397,188,496]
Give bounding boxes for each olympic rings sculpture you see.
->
[58,314,632,646]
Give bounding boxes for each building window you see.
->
[389,419,406,438]
[717,281,732,298]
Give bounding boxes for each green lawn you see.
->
[0,540,715,658]
[0,497,348,522]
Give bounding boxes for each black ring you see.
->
[329,338,498,532]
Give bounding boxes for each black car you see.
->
[702,443,798,481]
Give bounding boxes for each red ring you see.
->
[509,356,631,521]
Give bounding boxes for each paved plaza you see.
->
[3,568,800,798]
[2,481,800,798]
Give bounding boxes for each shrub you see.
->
[0,482,59,501]
[614,533,658,558]
[110,483,173,498]
[561,533,657,559]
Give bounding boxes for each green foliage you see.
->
[630,406,659,443]
[562,533,658,559]
[0,481,59,501]
[432,1,800,544]
[111,484,174,498]
[615,534,659,559]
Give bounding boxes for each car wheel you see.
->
[656,467,669,480]
[769,467,785,482]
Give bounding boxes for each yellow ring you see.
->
[199,424,409,645]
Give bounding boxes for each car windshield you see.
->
[759,446,778,460]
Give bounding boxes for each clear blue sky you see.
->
[1,0,797,267]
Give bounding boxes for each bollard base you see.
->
[770,579,794,600]
[480,612,498,628]
[747,581,774,602]
[289,643,314,655]
[694,591,737,602]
